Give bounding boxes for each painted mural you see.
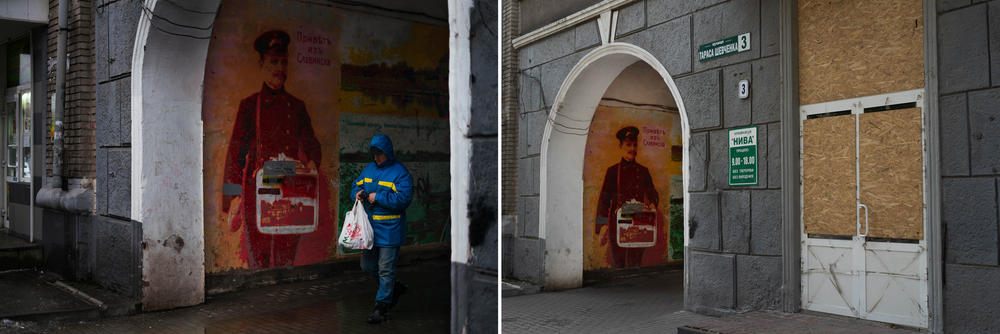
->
[583,104,683,270]
[203,0,449,273]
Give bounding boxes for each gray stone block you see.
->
[502,215,516,236]
[751,56,780,124]
[108,149,131,219]
[759,0,779,58]
[736,254,781,311]
[968,87,1000,175]
[689,192,720,251]
[97,78,130,147]
[108,0,141,78]
[519,110,546,158]
[618,16,692,76]
[470,4,499,137]
[991,2,1000,86]
[647,0,724,27]
[519,28,575,70]
[96,149,108,215]
[518,196,540,238]
[709,129,727,191]
[942,177,997,265]
[94,216,139,297]
[539,50,588,108]
[939,4,990,94]
[95,2,109,82]
[512,237,546,284]
[574,20,601,51]
[944,263,1000,332]
[723,63,751,128]
[721,190,749,253]
[938,0,971,13]
[615,1,645,37]
[751,189,780,256]
[688,131,708,192]
[676,70,720,130]
[692,0,760,72]
[519,67,544,113]
[767,123,780,188]
[687,250,735,310]
[502,235,515,277]
[518,156,539,196]
[470,139,498,203]
[469,215,498,271]
[940,93,970,176]
[708,129,762,190]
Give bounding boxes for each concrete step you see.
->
[677,310,919,334]
[0,233,43,270]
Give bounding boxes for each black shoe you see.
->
[389,282,408,309]
[366,302,389,324]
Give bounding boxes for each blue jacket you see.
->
[350,135,414,247]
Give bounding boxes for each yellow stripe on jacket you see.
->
[377,181,397,192]
[373,214,401,220]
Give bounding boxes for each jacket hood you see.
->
[370,134,396,163]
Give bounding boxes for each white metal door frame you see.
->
[800,89,928,328]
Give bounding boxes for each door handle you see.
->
[857,203,869,237]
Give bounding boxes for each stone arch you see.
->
[131,0,221,310]
[539,42,690,290]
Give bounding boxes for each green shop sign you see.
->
[728,126,758,186]
[698,33,750,62]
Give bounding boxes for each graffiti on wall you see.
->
[583,105,682,270]
[203,0,449,273]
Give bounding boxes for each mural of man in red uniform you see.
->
[222,30,324,269]
[595,126,662,268]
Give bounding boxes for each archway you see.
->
[539,43,690,290]
[581,62,683,275]
[132,0,220,310]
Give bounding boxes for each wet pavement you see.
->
[3,257,450,333]
[502,268,918,334]
[502,268,704,333]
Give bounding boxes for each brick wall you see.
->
[501,0,519,216]
[937,1,1000,332]
[46,0,96,180]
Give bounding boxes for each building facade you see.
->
[1,0,496,332]
[503,0,999,332]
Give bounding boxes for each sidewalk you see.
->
[502,268,920,334]
[503,268,697,333]
[5,257,450,333]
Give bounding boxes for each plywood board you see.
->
[859,108,923,240]
[798,0,924,105]
[803,114,857,236]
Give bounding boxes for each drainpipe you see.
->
[36,0,94,214]
[52,0,66,188]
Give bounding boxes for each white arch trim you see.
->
[132,0,218,310]
[539,42,690,289]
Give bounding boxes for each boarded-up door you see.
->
[801,98,927,328]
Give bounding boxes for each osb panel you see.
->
[798,0,924,105]
[803,114,857,236]
[859,108,923,240]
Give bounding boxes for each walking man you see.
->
[351,134,414,324]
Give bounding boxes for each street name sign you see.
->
[728,126,757,186]
[698,33,750,62]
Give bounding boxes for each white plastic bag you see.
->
[339,199,373,250]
